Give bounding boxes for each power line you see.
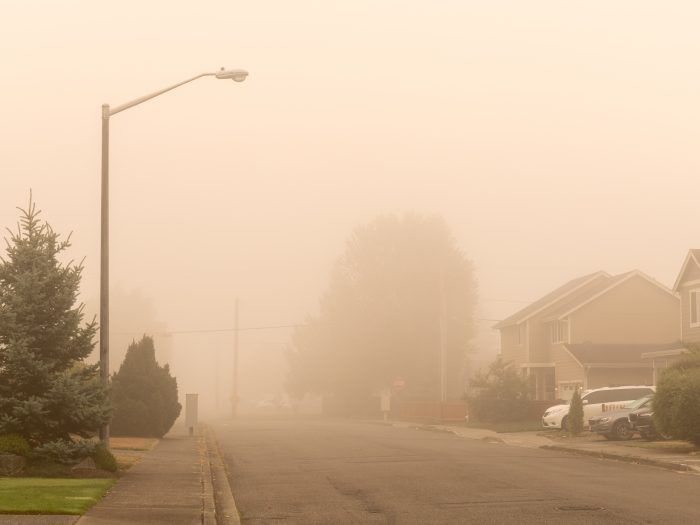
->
[113,316,503,338]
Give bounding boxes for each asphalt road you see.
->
[214,417,700,524]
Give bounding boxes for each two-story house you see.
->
[642,249,700,382]
[494,270,680,400]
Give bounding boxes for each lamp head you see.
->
[216,67,249,82]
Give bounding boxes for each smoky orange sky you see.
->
[2,1,698,411]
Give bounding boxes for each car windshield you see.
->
[626,396,652,410]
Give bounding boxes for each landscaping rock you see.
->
[0,453,26,475]
[71,456,97,471]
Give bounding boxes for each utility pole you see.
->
[439,272,447,403]
[215,347,220,412]
[232,297,240,417]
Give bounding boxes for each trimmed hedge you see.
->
[654,350,700,445]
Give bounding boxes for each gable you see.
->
[673,250,700,292]
[557,271,677,320]
[678,259,700,287]
[493,271,609,329]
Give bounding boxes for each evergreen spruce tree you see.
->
[568,387,584,436]
[0,197,110,444]
[110,336,181,437]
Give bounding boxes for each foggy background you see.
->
[2,1,698,414]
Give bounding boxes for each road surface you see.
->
[214,417,700,524]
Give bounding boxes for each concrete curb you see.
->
[203,425,241,525]
[540,444,700,473]
[412,424,460,436]
[200,434,217,525]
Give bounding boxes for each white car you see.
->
[542,385,655,430]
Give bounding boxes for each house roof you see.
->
[494,269,677,330]
[493,271,609,329]
[564,342,682,365]
[540,272,632,322]
[672,249,700,292]
[555,270,676,320]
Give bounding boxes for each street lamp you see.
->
[99,67,248,444]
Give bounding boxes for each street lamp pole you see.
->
[99,105,110,445]
[99,68,249,445]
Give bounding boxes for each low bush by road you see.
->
[654,349,700,445]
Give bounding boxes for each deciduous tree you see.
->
[287,213,476,405]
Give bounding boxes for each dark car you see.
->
[628,403,672,440]
[588,395,653,440]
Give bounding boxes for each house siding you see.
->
[586,367,653,389]
[679,262,700,344]
[500,324,527,366]
[528,321,549,363]
[551,344,583,387]
[569,275,679,344]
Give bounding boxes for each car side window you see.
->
[630,388,653,399]
[582,391,607,404]
[608,390,634,402]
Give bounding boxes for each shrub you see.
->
[654,349,700,445]
[92,444,118,472]
[568,388,584,436]
[465,358,531,423]
[110,336,182,437]
[0,434,31,457]
[32,439,96,465]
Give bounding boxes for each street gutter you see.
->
[203,425,241,525]
[540,444,700,474]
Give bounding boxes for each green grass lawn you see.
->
[0,478,115,515]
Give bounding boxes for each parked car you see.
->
[588,395,652,440]
[542,385,655,430]
[628,403,672,441]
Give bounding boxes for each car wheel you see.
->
[611,420,632,440]
[561,416,569,432]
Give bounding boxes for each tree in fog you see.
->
[0,198,110,443]
[287,213,476,404]
[84,287,173,369]
[110,336,181,437]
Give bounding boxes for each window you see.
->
[550,320,566,343]
[691,290,700,326]
[516,323,525,345]
[583,388,653,405]
[582,390,608,404]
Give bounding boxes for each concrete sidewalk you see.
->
[389,420,700,473]
[77,430,211,525]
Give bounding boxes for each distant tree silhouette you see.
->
[287,213,476,406]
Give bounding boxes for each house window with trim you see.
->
[691,290,700,326]
[551,320,566,344]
